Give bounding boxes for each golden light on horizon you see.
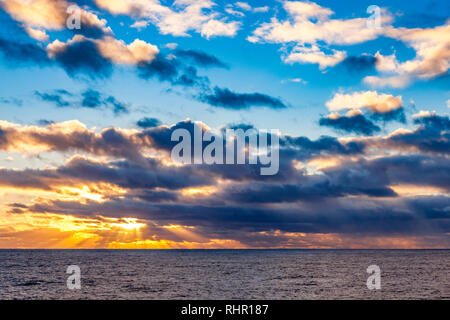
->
[181,186,218,197]
[162,224,195,230]
[307,157,342,170]
[59,186,104,202]
[107,239,248,249]
[390,184,448,196]
[110,218,146,231]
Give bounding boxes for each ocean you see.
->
[0,250,449,300]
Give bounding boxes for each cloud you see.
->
[364,24,450,88]
[0,156,212,192]
[137,54,210,90]
[200,87,287,110]
[248,1,391,68]
[226,123,255,131]
[0,96,23,106]
[104,96,129,115]
[94,0,240,39]
[137,117,162,129]
[253,6,269,13]
[25,27,49,41]
[46,36,113,78]
[347,113,450,155]
[130,20,149,30]
[1,117,449,248]
[35,90,71,107]
[81,89,102,108]
[35,89,129,114]
[36,119,55,126]
[370,107,406,123]
[1,0,68,30]
[284,45,346,69]
[14,187,450,238]
[0,120,144,161]
[340,55,377,72]
[281,78,307,85]
[96,36,159,65]
[247,1,448,87]
[413,111,450,130]
[319,113,381,135]
[363,74,411,89]
[200,19,240,39]
[0,0,112,38]
[326,91,403,114]
[224,7,244,17]
[235,2,251,11]
[0,36,51,64]
[81,89,129,114]
[248,1,385,45]
[46,35,159,78]
[281,134,365,159]
[174,49,228,68]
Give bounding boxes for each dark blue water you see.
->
[0,250,449,299]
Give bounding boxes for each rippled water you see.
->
[0,250,449,300]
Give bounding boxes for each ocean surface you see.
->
[0,250,449,300]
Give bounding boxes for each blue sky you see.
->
[0,0,449,248]
[0,0,448,137]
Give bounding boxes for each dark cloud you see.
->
[0,122,144,162]
[413,113,450,130]
[81,89,102,108]
[174,66,209,88]
[175,49,228,68]
[281,135,365,158]
[137,119,205,152]
[0,156,212,192]
[226,123,255,131]
[105,96,129,114]
[58,157,212,190]
[137,117,162,129]
[35,89,129,114]
[370,107,406,123]
[35,90,71,107]
[51,39,113,78]
[0,37,51,65]
[72,16,111,39]
[123,52,287,110]
[0,97,23,106]
[1,116,450,242]
[385,114,450,154]
[200,87,287,110]
[137,55,209,89]
[138,120,292,182]
[228,152,450,203]
[134,190,179,202]
[21,195,450,236]
[82,89,129,114]
[36,119,55,126]
[137,56,180,82]
[319,114,381,135]
[340,55,377,72]
[223,177,395,204]
[369,154,450,189]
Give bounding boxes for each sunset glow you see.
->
[0,0,449,249]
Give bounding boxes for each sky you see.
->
[0,0,449,249]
